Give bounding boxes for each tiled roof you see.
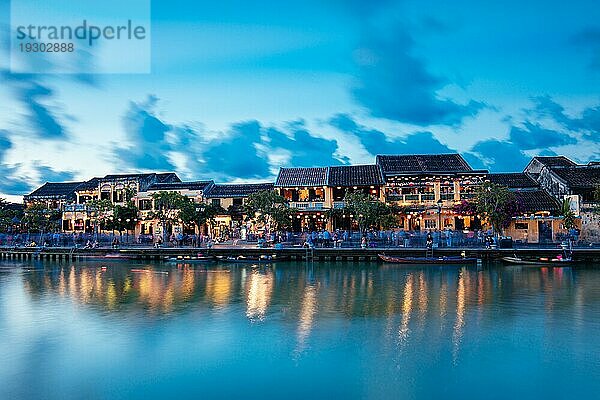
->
[156,173,182,183]
[514,190,560,214]
[376,154,477,175]
[101,173,155,180]
[533,156,577,168]
[24,182,83,200]
[275,167,328,187]
[550,165,600,188]
[204,183,274,198]
[486,173,539,189]
[147,181,214,191]
[328,165,384,186]
[76,178,100,192]
[101,172,181,182]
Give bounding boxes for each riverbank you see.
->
[2,245,600,262]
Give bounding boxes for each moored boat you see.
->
[219,255,286,264]
[167,256,215,263]
[502,256,574,266]
[378,254,478,264]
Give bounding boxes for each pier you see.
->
[1,246,600,262]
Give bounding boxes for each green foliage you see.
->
[0,199,23,231]
[149,191,186,223]
[149,191,189,239]
[87,199,115,231]
[112,203,139,233]
[343,191,393,233]
[475,182,520,235]
[560,199,577,230]
[23,203,61,232]
[244,190,294,231]
[179,200,222,230]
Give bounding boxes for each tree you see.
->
[0,199,23,232]
[475,182,520,236]
[343,191,392,234]
[149,191,187,241]
[453,200,478,216]
[113,202,139,240]
[22,203,61,233]
[87,199,114,234]
[244,190,294,232]
[560,198,577,230]
[179,200,221,234]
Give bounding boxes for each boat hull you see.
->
[502,256,574,266]
[219,256,286,264]
[168,257,215,263]
[378,254,478,264]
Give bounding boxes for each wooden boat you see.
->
[103,253,137,260]
[502,256,574,266]
[219,255,285,264]
[378,254,478,265]
[167,256,215,263]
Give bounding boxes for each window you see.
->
[515,222,528,230]
[139,199,152,211]
[233,198,243,206]
[425,220,437,229]
[212,199,221,207]
[113,190,124,203]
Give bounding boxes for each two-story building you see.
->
[486,173,563,243]
[275,165,385,231]
[376,154,488,231]
[525,156,600,242]
[203,182,274,237]
[24,182,83,211]
[60,172,181,233]
[134,180,214,237]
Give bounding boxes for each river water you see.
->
[1,260,599,399]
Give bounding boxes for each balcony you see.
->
[460,193,477,200]
[333,201,346,209]
[290,201,325,210]
[386,194,437,204]
[63,204,89,212]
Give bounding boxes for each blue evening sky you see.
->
[0,0,599,201]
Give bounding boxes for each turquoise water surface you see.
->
[1,260,599,399]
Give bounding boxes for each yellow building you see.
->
[203,183,274,238]
[134,180,214,237]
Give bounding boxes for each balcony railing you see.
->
[63,204,89,212]
[333,201,345,209]
[386,194,437,204]
[290,201,325,210]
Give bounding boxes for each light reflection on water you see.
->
[1,260,600,399]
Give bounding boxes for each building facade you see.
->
[487,173,566,243]
[275,164,385,231]
[22,153,598,242]
[525,156,600,242]
[377,154,488,231]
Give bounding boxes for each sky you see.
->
[0,0,599,202]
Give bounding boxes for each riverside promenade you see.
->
[1,245,600,263]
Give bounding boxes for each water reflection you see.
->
[452,269,466,364]
[246,269,273,321]
[398,273,414,349]
[4,261,600,399]
[12,262,600,329]
[295,283,318,356]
